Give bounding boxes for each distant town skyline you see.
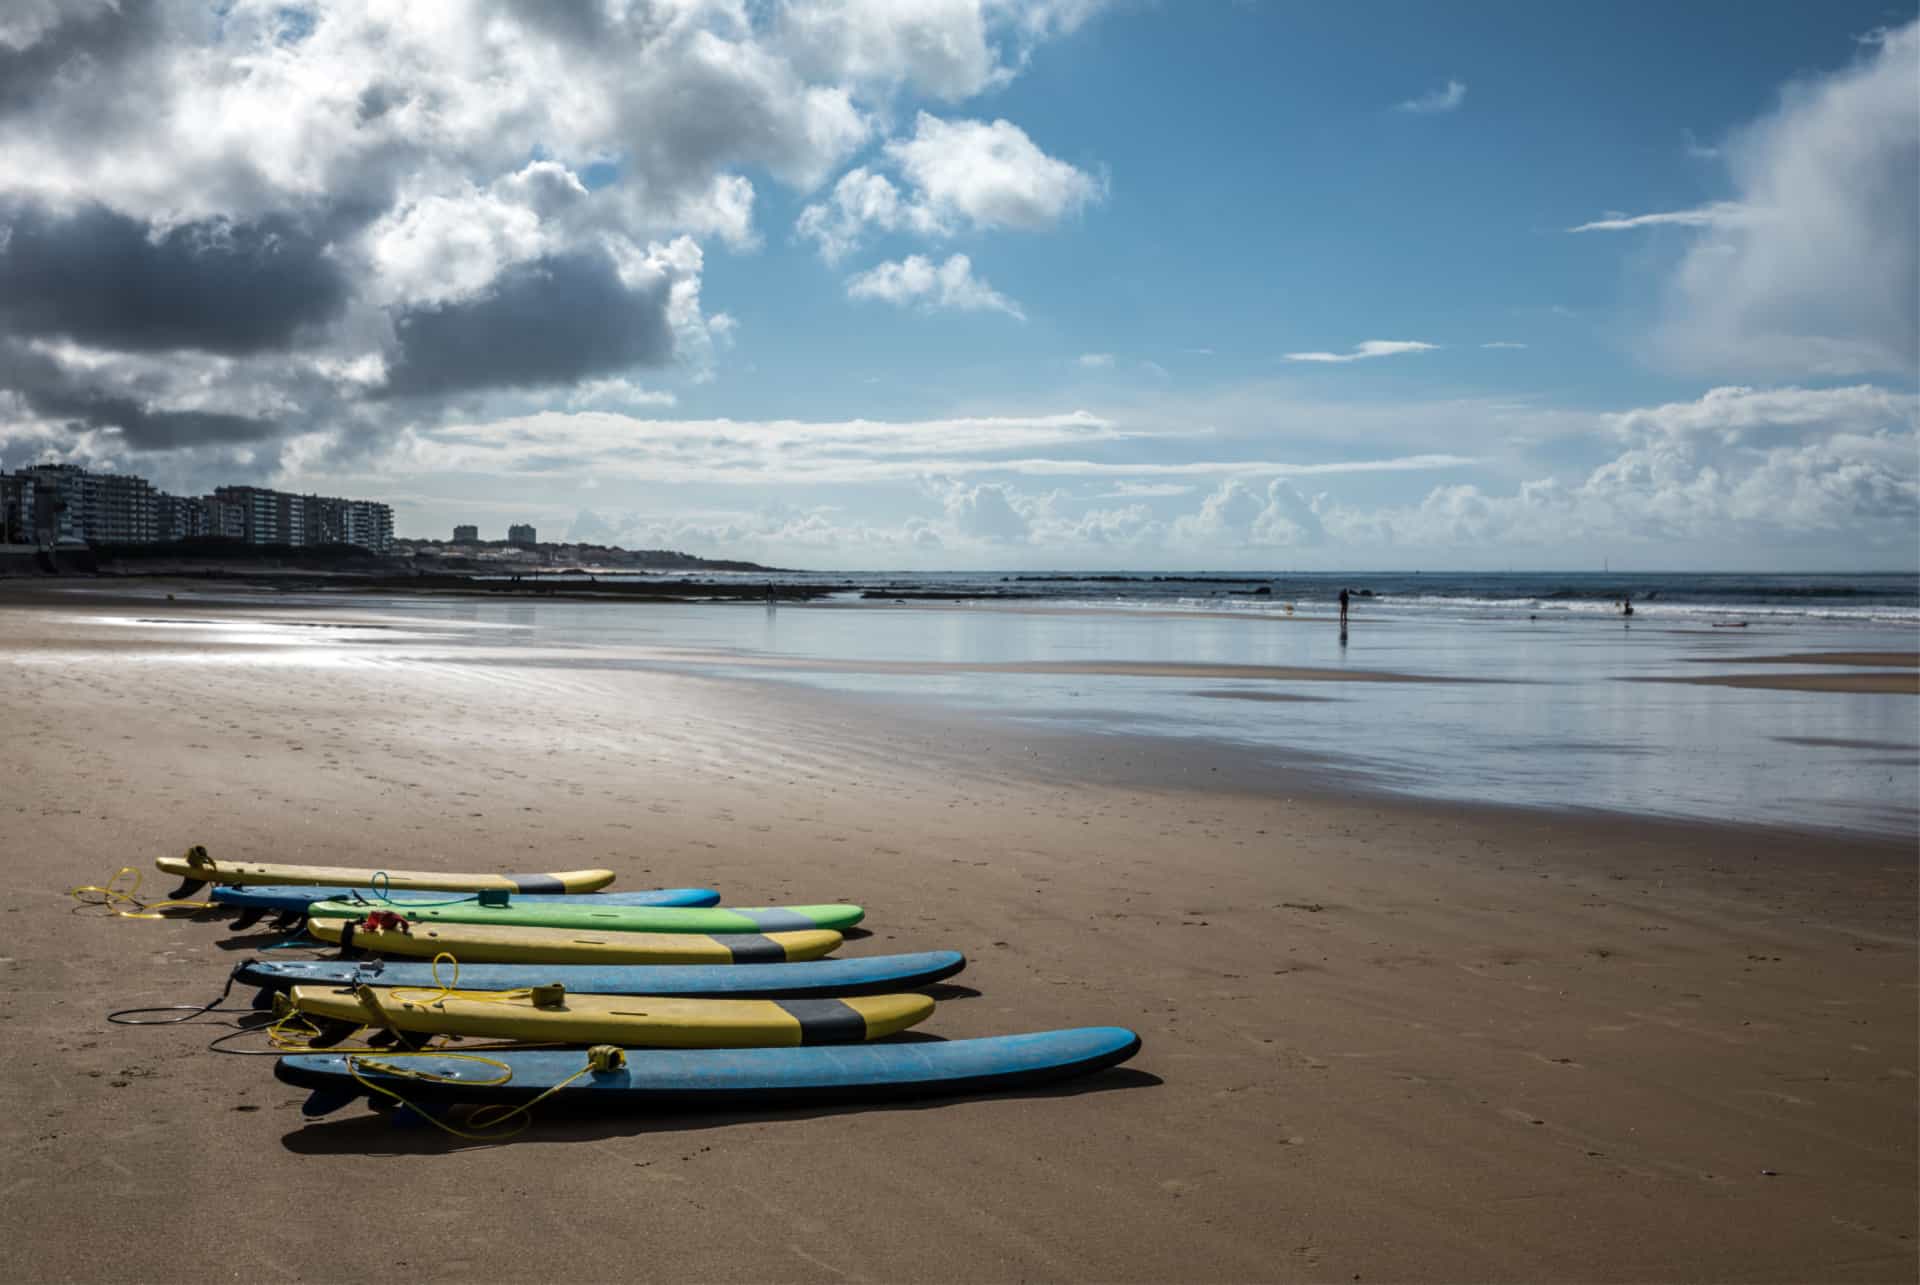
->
[0,3,1912,570]
[0,460,392,552]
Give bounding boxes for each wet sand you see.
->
[1189,688,1336,703]
[1,599,1915,1283]
[1634,671,1920,695]
[1706,652,1920,668]
[739,657,1472,681]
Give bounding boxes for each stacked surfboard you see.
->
[148,847,1141,1125]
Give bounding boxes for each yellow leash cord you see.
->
[258,949,599,1139]
[69,864,214,919]
[273,952,556,1053]
[265,1001,391,1054]
[277,950,592,1137]
[388,951,478,1006]
[384,952,542,1009]
[342,1045,626,1141]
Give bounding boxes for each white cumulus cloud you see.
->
[794,167,945,263]
[798,111,1104,260]
[0,0,1103,476]
[845,253,1026,319]
[1317,383,1918,553]
[1174,478,1327,548]
[1579,21,1919,378]
[886,112,1105,230]
[1660,22,1918,376]
[778,1,1112,101]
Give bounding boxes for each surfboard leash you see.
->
[106,965,255,1026]
[341,1044,627,1142]
[70,864,216,920]
[349,872,485,910]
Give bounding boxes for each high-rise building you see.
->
[452,524,479,543]
[88,471,159,543]
[0,465,392,553]
[507,523,537,547]
[18,463,157,544]
[302,494,350,546]
[213,486,306,546]
[155,492,207,542]
[345,500,394,554]
[23,464,84,542]
[0,472,34,543]
[204,494,247,540]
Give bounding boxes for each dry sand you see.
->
[2,599,1915,1283]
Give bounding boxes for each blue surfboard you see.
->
[235,951,967,999]
[212,885,721,913]
[278,1027,1142,1114]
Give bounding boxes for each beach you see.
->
[2,587,1915,1283]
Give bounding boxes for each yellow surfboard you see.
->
[155,847,615,895]
[306,916,842,964]
[288,984,933,1048]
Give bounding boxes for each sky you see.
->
[0,0,1915,570]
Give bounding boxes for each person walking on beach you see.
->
[1338,587,1350,629]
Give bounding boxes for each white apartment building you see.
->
[0,466,393,553]
[16,463,159,544]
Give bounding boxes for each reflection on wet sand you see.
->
[20,587,1920,836]
[634,655,1486,682]
[1187,688,1337,703]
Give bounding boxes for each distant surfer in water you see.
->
[1622,593,1634,618]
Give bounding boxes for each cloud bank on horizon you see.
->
[0,1,1913,570]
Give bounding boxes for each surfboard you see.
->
[154,847,615,897]
[278,1028,1143,1114]
[306,915,841,964]
[285,984,933,1048]
[305,899,864,935]
[212,885,721,914]
[236,951,966,1000]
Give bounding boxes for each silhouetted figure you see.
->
[1338,588,1350,628]
[1622,593,1634,618]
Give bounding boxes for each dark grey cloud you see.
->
[0,1,161,119]
[498,0,631,45]
[381,250,675,397]
[0,202,353,355]
[0,341,279,452]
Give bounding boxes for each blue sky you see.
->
[1,1,1914,568]
[708,1,1881,414]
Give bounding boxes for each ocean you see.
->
[525,569,1920,627]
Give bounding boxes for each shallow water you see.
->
[74,591,1920,837]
